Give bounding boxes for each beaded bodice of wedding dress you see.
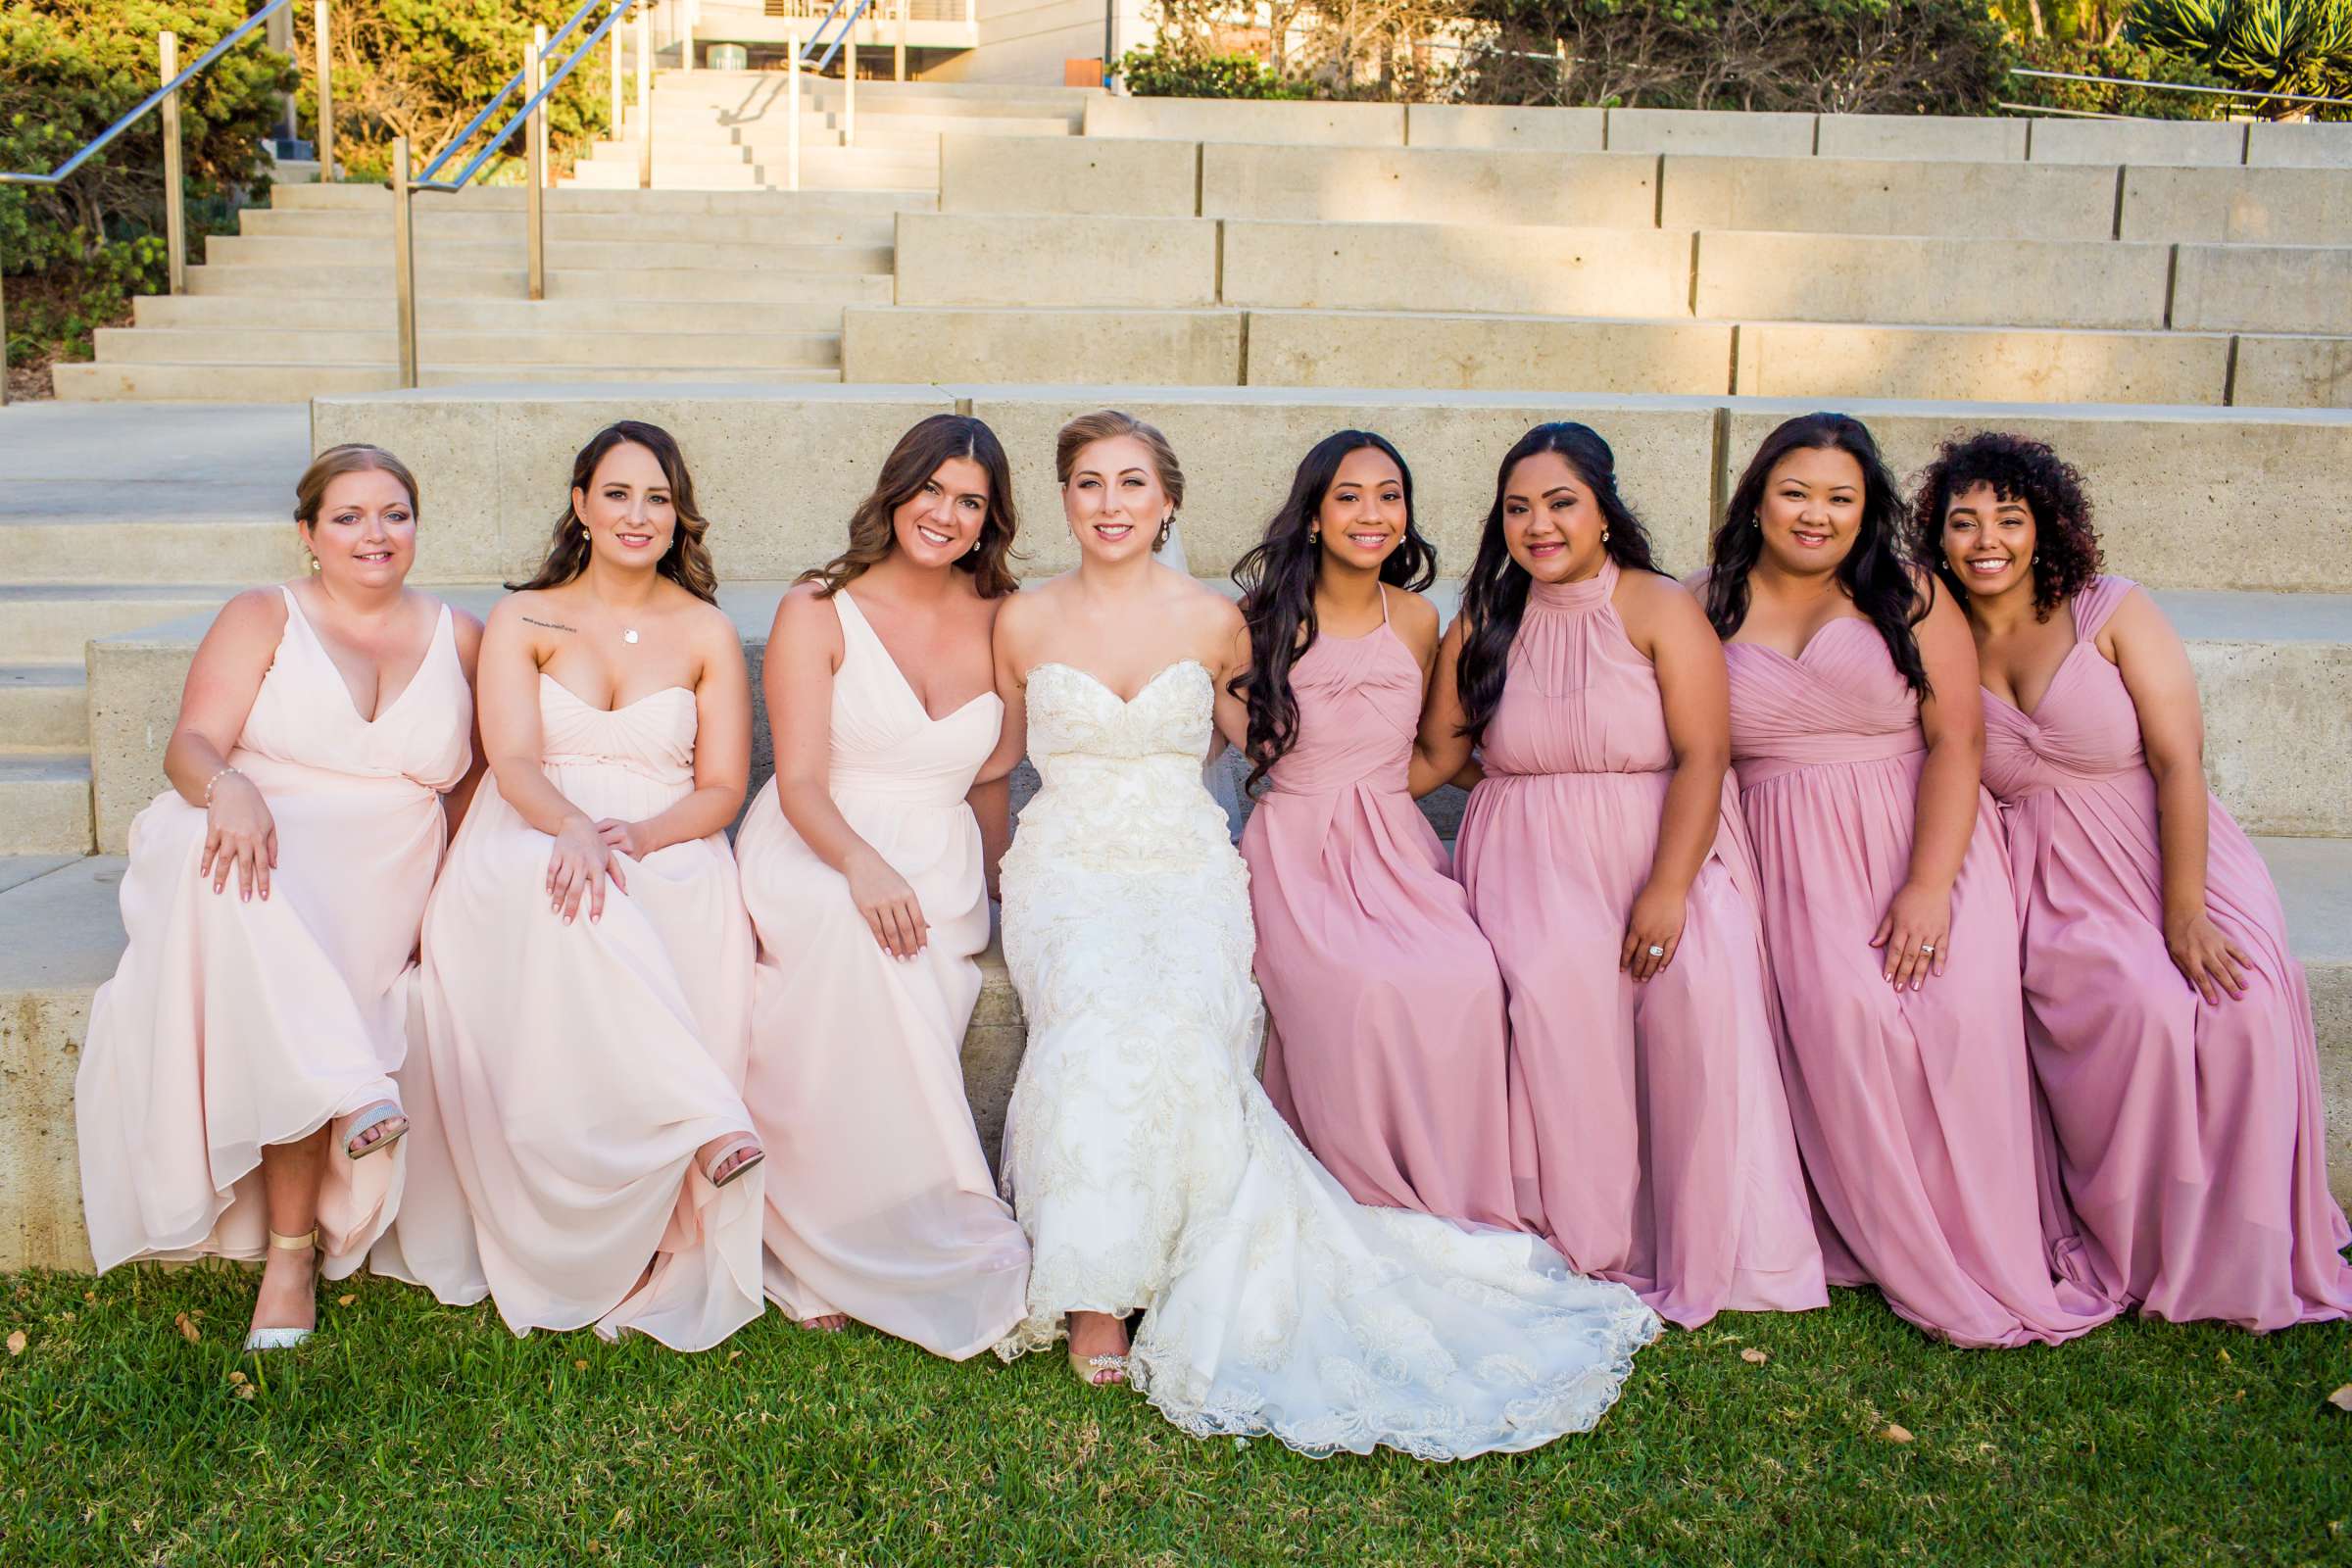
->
[994,659,1661,1459]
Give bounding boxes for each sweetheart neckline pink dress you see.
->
[1725,613,2117,1348]
[1238,591,1520,1231]
[734,588,1030,1358]
[77,587,470,1278]
[376,671,763,1350]
[1984,576,2352,1330]
[1455,562,1825,1327]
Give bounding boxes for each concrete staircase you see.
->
[566,72,1088,191]
[53,184,923,402]
[7,94,2352,1268]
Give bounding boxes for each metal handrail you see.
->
[813,0,879,72]
[812,0,878,73]
[414,0,634,191]
[0,0,295,188]
[794,0,854,68]
[416,0,615,184]
[2008,67,2352,113]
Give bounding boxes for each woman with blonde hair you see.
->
[381,419,766,1351]
[736,413,1033,1356]
[76,443,482,1351]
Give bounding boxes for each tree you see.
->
[289,0,612,183]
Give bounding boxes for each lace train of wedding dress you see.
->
[993,660,1661,1459]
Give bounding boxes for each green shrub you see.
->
[1118,45,1315,98]
[2008,34,2231,115]
[2127,0,2352,115]
[0,0,290,368]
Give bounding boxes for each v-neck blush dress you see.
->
[1984,577,2352,1330]
[77,587,470,1278]
[1457,563,1825,1327]
[378,669,763,1350]
[735,588,1030,1358]
[1239,591,1521,1232]
[1725,612,2117,1348]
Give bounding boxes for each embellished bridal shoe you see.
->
[1068,1349,1129,1388]
[242,1228,318,1352]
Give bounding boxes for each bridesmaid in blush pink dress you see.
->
[1229,430,1518,1230]
[1918,431,2352,1330]
[1705,413,2116,1348]
[1421,422,1823,1327]
[76,445,481,1351]
[382,420,765,1351]
[737,415,1031,1357]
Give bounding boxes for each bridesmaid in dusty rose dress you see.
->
[382,420,765,1350]
[737,414,1031,1356]
[76,444,482,1351]
[1419,422,1824,1326]
[1228,429,1519,1230]
[1705,412,2116,1348]
[1918,430,2352,1330]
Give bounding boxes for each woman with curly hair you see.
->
[1705,413,2115,1348]
[1918,430,2352,1331]
[387,420,767,1350]
[1230,429,1519,1230]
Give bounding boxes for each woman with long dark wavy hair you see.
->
[1917,430,2351,1330]
[1227,429,1520,1230]
[1705,411,2114,1348]
[1414,422,1823,1328]
[389,419,768,1350]
[733,413,1033,1358]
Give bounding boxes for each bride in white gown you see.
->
[984,412,1660,1459]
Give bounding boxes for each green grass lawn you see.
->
[3,1265,2348,1566]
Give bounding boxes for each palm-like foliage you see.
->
[2128,0,2352,110]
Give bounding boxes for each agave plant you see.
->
[2127,0,2352,110]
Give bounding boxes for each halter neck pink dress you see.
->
[377,671,763,1350]
[1238,587,1520,1230]
[1984,576,2352,1330]
[1455,562,1824,1327]
[77,587,470,1278]
[735,589,1031,1358]
[1725,611,2116,1348]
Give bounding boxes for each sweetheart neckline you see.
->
[1727,614,1877,667]
[538,671,695,714]
[1025,658,1208,708]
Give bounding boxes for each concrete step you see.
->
[0,820,2342,1270]
[204,233,892,274]
[0,521,297,585]
[0,665,88,752]
[52,362,842,401]
[88,326,842,370]
[267,182,933,216]
[239,206,902,246]
[0,755,93,855]
[0,586,240,661]
[184,264,893,303]
[130,294,848,335]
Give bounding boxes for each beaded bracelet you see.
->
[203,766,243,808]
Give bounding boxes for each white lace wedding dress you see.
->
[993,658,1661,1459]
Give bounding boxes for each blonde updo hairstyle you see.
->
[1054,409,1186,554]
[294,444,420,565]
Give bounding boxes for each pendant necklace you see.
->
[622,628,640,645]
